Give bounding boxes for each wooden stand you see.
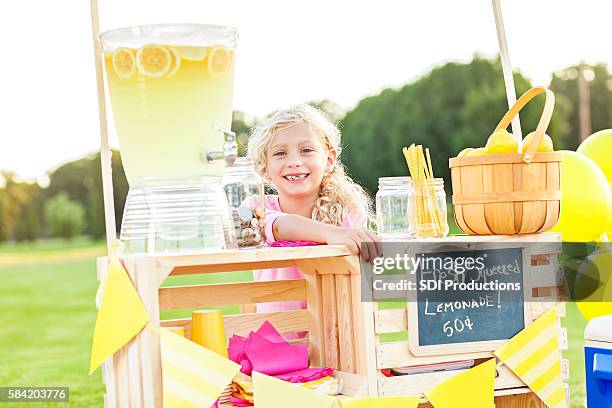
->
[366,233,568,407]
[97,234,567,407]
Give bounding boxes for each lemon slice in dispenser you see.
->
[207,46,231,75]
[136,45,172,77]
[166,48,182,77]
[111,48,136,78]
[172,45,208,61]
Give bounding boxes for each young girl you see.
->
[247,104,381,312]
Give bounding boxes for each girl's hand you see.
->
[325,227,382,262]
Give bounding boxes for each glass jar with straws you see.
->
[402,144,449,238]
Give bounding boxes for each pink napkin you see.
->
[270,240,321,247]
[230,396,253,407]
[256,321,286,343]
[273,367,334,383]
[246,333,308,375]
[228,321,308,376]
[229,321,289,374]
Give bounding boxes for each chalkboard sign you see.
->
[408,246,526,356]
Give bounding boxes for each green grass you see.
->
[0,240,106,407]
[0,239,588,406]
[563,302,587,407]
[0,237,100,254]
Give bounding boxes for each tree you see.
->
[0,172,41,241]
[340,56,573,195]
[233,111,255,157]
[549,63,612,150]
[14,183,42,241]
[308,99,346,123]
[44,192,85,239]
[46,150,128,239]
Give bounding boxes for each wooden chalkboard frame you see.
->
[407,241,533,356]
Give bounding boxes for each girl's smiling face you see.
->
[266,121,336,201]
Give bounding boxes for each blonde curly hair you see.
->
[247,104,373,227]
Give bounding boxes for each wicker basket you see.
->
[449,87,562,235]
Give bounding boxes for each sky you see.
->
[1,0,611,182]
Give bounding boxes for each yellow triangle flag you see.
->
[160,327,240,407]
[340,396,420,408]
[252,371,337,408]
[495,309,566,408]
[89,253,150,374]
[424,359,495,408]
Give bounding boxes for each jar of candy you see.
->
[375,177,414,239]
[222,158,265,248]
[412,178,449,238]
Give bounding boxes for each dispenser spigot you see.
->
[205,125,238,166]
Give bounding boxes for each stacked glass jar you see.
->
[222,158,266,248]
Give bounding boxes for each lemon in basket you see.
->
[457,147,473,157]
[485,129,518,154]
[522,131,554,153]
[466,147,487,156]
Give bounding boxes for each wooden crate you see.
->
[97,245,366,407]
[97,233,568,407]
[367,233,568,407]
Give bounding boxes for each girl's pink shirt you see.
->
[254,195,364,312]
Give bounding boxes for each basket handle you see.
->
[494,86,555,163]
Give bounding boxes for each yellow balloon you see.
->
[578,129,612,183]
[608,181,612,235]
[600,182,612,241]
[575,248,612,320]
[577,302,612,321]
[549,151,611,241]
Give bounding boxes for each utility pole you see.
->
[578,62,592,141]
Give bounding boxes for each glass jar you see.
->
[412,178,449,238]
[376,177,414,240]
[222,158,266,248]
[120,176,236,254]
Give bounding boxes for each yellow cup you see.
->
[166,326,185,337]
[191,310,228,357]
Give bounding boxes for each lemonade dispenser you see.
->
[100,24,239,253]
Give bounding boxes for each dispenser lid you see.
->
[585,315,612,343]
[100,24,238,52]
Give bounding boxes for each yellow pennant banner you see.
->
[89,253,149,374]
[495,309,566,408]
[340,396,420,408]
[252,371,337,408]
[160,327,240,407]
[425,359,495,408]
